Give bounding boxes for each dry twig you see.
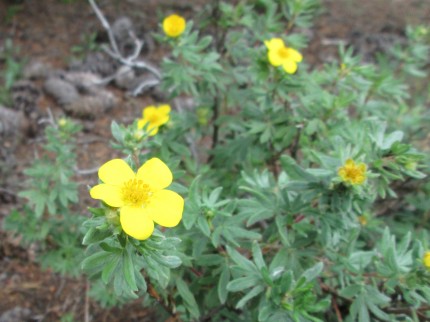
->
[88,0,161,96]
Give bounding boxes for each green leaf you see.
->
[111,121,124,143]
[382,130,404,150]
[81,251,111,271]
[235,285,265,309]
[123,249,138,291]
[197,216,211,237]
[101,255,120,284]
[340,285,361,298]
[218,266,230,304]
[348,251,374,272]
[151,253,182,269]
[301,262,324,282]
[82,228,112,245]
[227,275,260,292]
[280,155,316,181]
[226,246,258,273]
[252,241,266,270]
[176,278,200,318]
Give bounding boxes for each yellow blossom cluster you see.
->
[338,159,367,185]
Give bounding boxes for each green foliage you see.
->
[0,39,24,106]
[141,1,429,320]
[71,32,100,59]
[4,118,84,276]
[5,5,22,24]
[13,0,429,320]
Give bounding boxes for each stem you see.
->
[210,95,220,152]
[145,275,179,319]
[290,126,302,159]
[209,0,225,155]
[268,140,279,178]
[331,295,343,322]
[132,149,140,169]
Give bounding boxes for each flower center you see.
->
[148,114,161,125]
[121,178,152,207]
[344,166,361,180]
[278,47,290,59]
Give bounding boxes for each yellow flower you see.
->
[264,38,303,74]
[137,104,171,136]
[90,158,184,240]
[357,215,368,226]
[338,159,367,185]
[423,251,430,269]
[163,14,186,38]
[58,118,67,127]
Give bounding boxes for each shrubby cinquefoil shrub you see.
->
[8,0,430,321]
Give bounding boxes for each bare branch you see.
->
[88,0,120,55]
[88,0,162,96]
[131,78,160,96]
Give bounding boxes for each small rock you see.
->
[115,65,136,90]
[0,105,30,140]
[112,16,141,57]
[44,77,80,105]
[64,90,117,119]
[0,306,31,322]
[11,80,40,117]
[69,52,119,77]
[112,16,134,41]
[23,60,54,79]
[64,71,103,94]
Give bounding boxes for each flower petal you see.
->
[147,126,159,136]
[267,50,283,67]
[286,48,303,62]
[146,190,184,227]
[345,159,354,167]
[142,105,157,121]
[98,159,135,185]
[120,206,154,240]
[158,104,171,114]
[142,106,156,118]
[138,120,159,135]
[136,158,173,190]
[264,38,284,51]
[90,184,124,207]
[282,60,298,74]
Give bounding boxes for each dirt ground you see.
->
[0,0,429,321]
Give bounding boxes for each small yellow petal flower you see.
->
[90,158,184,240]
[58,118,67,127]
[265,37,302,74]
[423,251,430,269]
[137,104,171,136]
[163,14,186,38]
[338,159,367,185]
[357,215,368,226]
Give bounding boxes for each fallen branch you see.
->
[88,0,161,95]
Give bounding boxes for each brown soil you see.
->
[0,0,429,321]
